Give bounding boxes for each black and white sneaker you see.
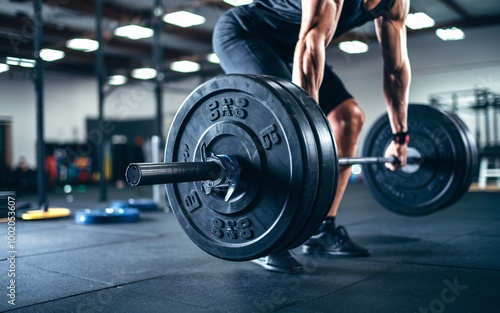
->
[302,220,370,257]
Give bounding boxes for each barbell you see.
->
[125,74,477,261]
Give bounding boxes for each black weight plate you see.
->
[420,104,477,208]
[362,104,469,216]
[261,76,338,249]
[439,106,478,207]
[165,74,319,261]
[75,208,140,224]
[252,77,320,254]
[457,115,478,200]
[407,104,472,210]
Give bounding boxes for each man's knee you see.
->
[328,99,365,132]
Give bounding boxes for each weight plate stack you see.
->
[253,76,321,254]
[430,104,478,207]
[165,74,322,261]
[261,76,338,249]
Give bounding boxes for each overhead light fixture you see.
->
[131,67,157,80]
[163,11,206,28]
[66,38,99,52]
[435,27,465,41]
[40,49,65,62]
[108,75,128,86]
[0,63,9,73]
[6,56,36,68]
[20,60,36,68]
[223,0,253,6]
[170,60,201,73]
[405,12,435,30]
[338,40,369,54]
[114,25,154,40]
[206,53,220,64]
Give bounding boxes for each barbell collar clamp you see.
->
[202,154,240,202]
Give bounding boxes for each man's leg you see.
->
[302,98,370,256]
[326,98,365,217]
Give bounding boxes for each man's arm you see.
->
[292,0,343,101]
[374,0,411,169]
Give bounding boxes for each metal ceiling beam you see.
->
[407,14,500,35]
[43,0,213,45]
[42,0,146,21]
[0,12,197,74]
[331,13,500,46]
[438,0,471,19]
[0,12,197,57]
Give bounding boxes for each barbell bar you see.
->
[126,155,423,187]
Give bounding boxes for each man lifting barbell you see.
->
[126,0,473,275]
[212,0,412,273]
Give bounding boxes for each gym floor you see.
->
[1,182,499,313]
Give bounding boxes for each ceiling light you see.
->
[6,56,36,68]
[6,57,21,66]
[435,27,465,41]
[338,40,369,54]
[206,53,220,64]
[223,0,253,6]
[66,38,99,52]
[0,63,9,73]
[405,12,435,30]
[40,48,65,62]
[131,68,157,80]
[108,75,128,86]
[20,60,36,68]
[114,25,154,40]
[170,60,201,73]
[163,11,206,28]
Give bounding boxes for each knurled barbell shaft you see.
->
[338,156,421,166]
[126,162,221,187]
[126,155,421,187]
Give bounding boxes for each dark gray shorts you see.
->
[212,6,354,114]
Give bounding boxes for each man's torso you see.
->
[249,0,395,37]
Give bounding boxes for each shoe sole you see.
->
[250,259,303,274]
[302,246,370,257]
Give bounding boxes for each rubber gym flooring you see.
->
[1,182,499,313]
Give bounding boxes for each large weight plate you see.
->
[165,74,320,261]
[261,76,338,249]
[253,77,321,254]
[435,105,478,207]
[362,104,470,216]
[408,104,473,209]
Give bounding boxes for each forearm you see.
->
[292,0,342,102]
[292,36,325,101]
[375,0,411,135]
[383,59,411,133]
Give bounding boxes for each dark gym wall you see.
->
[86,118,155,182]
[86,118,155,143]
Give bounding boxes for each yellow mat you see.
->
[21,208,71,220]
